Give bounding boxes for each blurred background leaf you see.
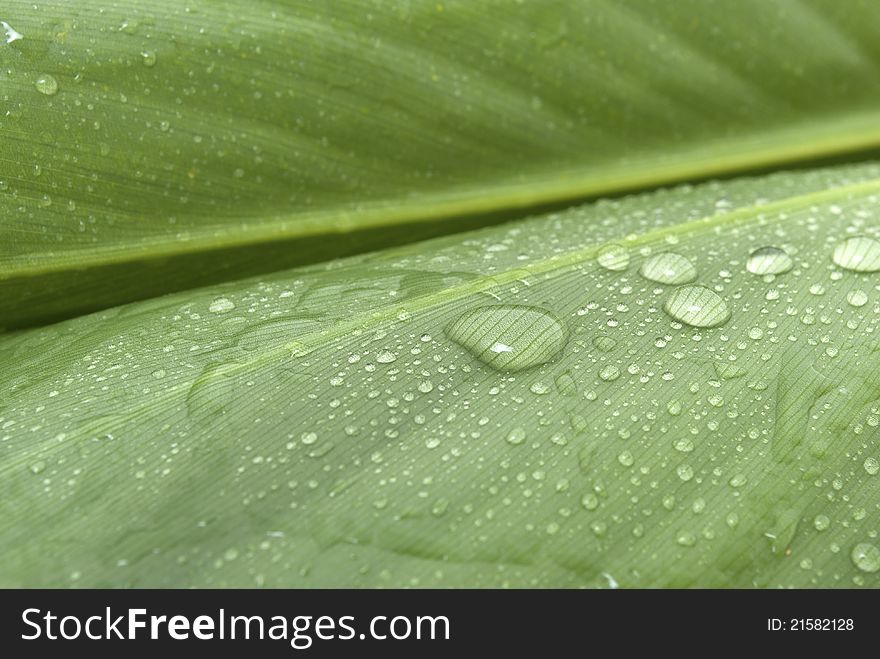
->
[5,0,880,327]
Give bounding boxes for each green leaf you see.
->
[5,0,880,327]
[3,162,880,587]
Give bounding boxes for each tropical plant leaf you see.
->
[3,162,880,587]
[5,0,880,327]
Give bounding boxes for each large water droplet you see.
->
[639,252,697,285]
[832,236,880,272]
[851,542,880,573]
[446,305,567,371]
[596,244,629,271]
[506,427,526,445]
[663,285,730,328]
[34,74,58,96]
[846,289,868,307]
[746,246,793,275]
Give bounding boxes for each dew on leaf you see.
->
[596,244,629,271]
[376,350,397,364]
[851,543,880,573]
[846,289,868,307]
[35,74,59,96]
[663,285,730,328]
[446,305,567,372]
[506,427,526,445]
[745,246,793,275]
[598,364,620,381]
[832,236,880,272]
[639,252,697,284]
[208,297,235,313]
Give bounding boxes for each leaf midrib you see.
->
[5,108,880,278]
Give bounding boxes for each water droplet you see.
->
[596,244,629,271]
[850,543,880,573]
[598,364,620,381]
[529,381,550,395]
[2,20,23,43]
[431,498,449,517]
[676,464,694,481]
[832,236,880,272]
[728,473,747,487]
[141,50,157,67]
[446,305,567,372]
[847,289,868,308]
[663,285,730,328]
[713,361,747,380]
[554,371,577,396]
[639,252,697,285]
[417,380,433,393]
[813,514,830,531]
[864,457,879,475]
[506,427,526,445]
[676,531,697,547]
[581,493,599,510]
[746,246,793,275]
[617,450,634,466]
[29,461,46,474]
[208,297,235,313]
[592,335,617,352]
[376,350,397,364]
[673,438,694,453]
[34,74,58,96]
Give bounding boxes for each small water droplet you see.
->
[851,543,880,573]
[592,335,617,352]
[847,289,869,308]
[676,464,694,481]
[832,236,880,272]
[141,50,157,67]
[376,350,397,364]
[639,252,697,285]
[746,246,793,275]
[431,498,449,517]
[506,427,526,445]
[676,531,697,547]
[598,364,620,381]
[813,514,830,531]
[617,450,634,466]
[208,297,235,313]
[581,493,599,510]
[864,457,879,475]
[446,305,567,372]
[30,461,46,474]
[663,285,730,328]
[35,74,59,96]
[596,244,629,271]
[529,381,550,395]
[673,438,694,453]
